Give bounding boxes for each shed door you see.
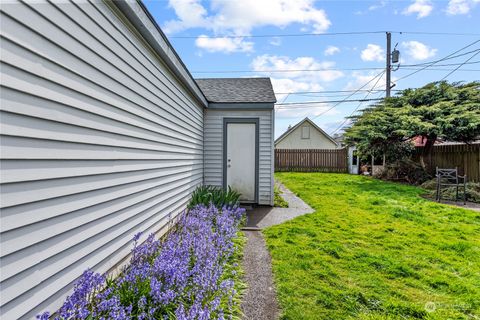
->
[226,122,256,202]
[349,147,359,174]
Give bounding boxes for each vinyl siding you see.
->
[0,1,204,318]
[204,109,274,206]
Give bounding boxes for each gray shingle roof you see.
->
[195,78,277,103]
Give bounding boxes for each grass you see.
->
[274,185,289,208]
[264,173,480,320]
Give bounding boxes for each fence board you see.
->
[275,149,348,173]
[412,144,480,182]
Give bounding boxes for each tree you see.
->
[345,81,480,168]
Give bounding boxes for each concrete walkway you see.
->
[438,200,480,212]
[245,182,314,229]
[240,182,313,320]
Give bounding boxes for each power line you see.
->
[330,92,383,135]
[171,31,387,39]
[274,89,398,95]
[192,65,480,74]
[402,68,479,71]
[392,31,480,36]
[291,71,385,120]
[330,76,385,135]
[193,67,387,73]
[310,71,385,120]
[403,49,480,66]
[394,39,480,83]
[291,92,383,98]
[170,30,480,39]
[441,50,480,80]
[275,97,384,108]
[191,59,480,74]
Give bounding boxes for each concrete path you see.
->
[241,231,280,320]
[240,182,313,320]
[245,182,314,229]
[438,200,480,212]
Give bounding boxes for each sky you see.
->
[143,0,480,138]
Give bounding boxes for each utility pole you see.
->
[386,32,391,98]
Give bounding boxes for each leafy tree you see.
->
[345,81,480,168]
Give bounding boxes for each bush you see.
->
[377,159,432,185]
[188,185,241,210]
[38,205,246,320]
[274,186,288,208]
[421,179,480,203]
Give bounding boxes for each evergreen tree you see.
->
[345,81,480,168]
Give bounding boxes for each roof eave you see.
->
[208,102,274,109]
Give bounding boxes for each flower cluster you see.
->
[38,205,245,320]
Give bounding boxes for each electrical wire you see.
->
[402,49,480,66]
[392,31,480,36]
[394,39,480,83]
[275,97,384,108]
[170,31,480,39]
[330,76,385,135]
[191,62,480,74]
[277,70,385,120]
[274,89,398,95]
[170,31,387,39]
[440,50,480,80]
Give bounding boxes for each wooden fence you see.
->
[412,144,480,182]
[275,148,348,172]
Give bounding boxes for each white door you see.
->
[348,146,359,174]
[226,122,256,202]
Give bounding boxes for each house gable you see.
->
[275,118,338,149]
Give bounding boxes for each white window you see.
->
[301,126,310,139]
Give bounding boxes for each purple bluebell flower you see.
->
[38,204,245,319]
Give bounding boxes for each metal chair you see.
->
[435,167,466,204]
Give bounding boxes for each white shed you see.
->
[197,78,276,206]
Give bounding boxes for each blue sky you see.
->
[144,0,480,138]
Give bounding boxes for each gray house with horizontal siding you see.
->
[0,1,274,318]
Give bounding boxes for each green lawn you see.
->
[264,173,480,320]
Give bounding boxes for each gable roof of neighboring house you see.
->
[275,117,338,146]
[195,78,277,104]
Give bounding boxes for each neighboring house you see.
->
[0,1,274,318]
[275,117,338,149]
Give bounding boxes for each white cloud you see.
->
[195,36,254,53]
[251,54,344,82]
[402,41,437,60]
[251,54,343,103]
[324,45,340,56]
[402,0,434,18]
[344,71,389,92]
[445,0,480,15]
[270,78,324,102]
[164,0,209,33]
[164,0,331,52]
[355,1,387,15]
[361,44,384,62]
[269,37,282,46]
[368,1,387,11]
